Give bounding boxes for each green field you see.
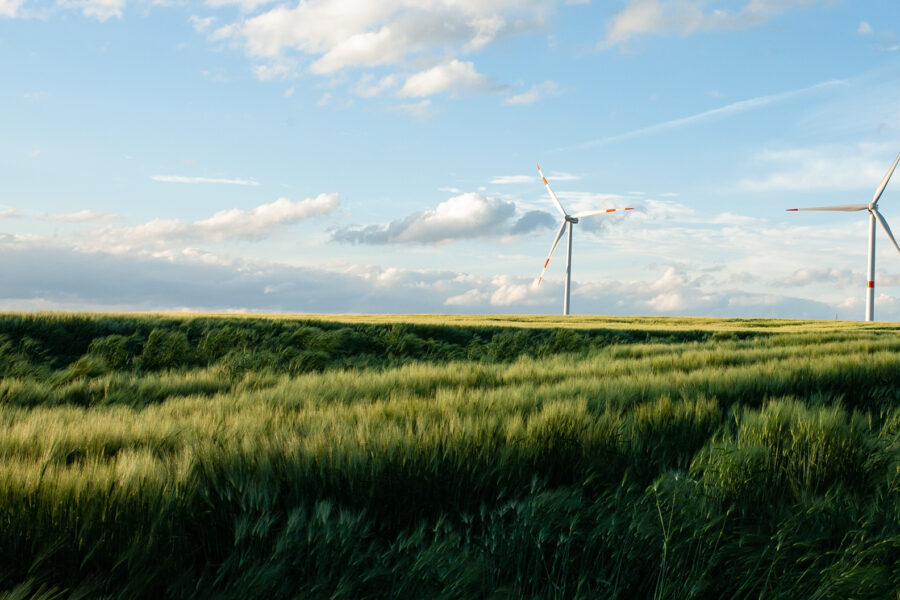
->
[0,313,898,599]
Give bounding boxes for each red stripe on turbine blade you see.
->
[868,281,874,288]
[536,163,541,171]
[538,277,543,286]
[786,209,799,211]
[625,207,634,210]
[542,177,548,185]
[544,258,550,268]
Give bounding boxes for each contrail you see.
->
[554,79,848,153]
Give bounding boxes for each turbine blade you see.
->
[873,208,900,256]
[872,150,900,206]
[571,207,635,219]
[537,220,567,286]
[537,163,567,217]
[786,204,869,212]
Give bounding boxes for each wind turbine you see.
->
[535,163,634,315]
[787,150,900,322]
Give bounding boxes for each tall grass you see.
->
[0,313,897,598]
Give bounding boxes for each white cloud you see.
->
[445,288,488,306]
[253,59,299,81]
[333,192,516,244]
[151,175,261,186]
[739,143,898,193]
[205,0,276,12]
[195,194,339,241]
[0,0,24,17]
[780,267,855,287]
[488,275,532,305]
[79,194,338,254]
[398,60,493,97]
[229,1,547,63]
[0,208,22,219]
[490,175,534,185]
[491,171,577,185]
[857,21,872,35]
[59,0,126,22]
[43,209,116,223]
[601,0,821,48]
[209,1,550,104]
[190,15,215,32]
[393,99,434,119]
[504,80,560,105]
[352,74,398,98]
[2,208,896,319]
[310,26,405,74]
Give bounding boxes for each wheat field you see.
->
[0,313,897,599]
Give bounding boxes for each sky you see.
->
[2,0,900,319]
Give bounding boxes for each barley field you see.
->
[0,313,897,599]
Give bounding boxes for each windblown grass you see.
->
[0,313,897,599]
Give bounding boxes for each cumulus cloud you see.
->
[504,80,560,105]
[195,194,339,241]
[333,192,515,245]
[190,15,216,32]
[601,0,821,48]
[857,21,872,35]
[352,74,398,98]
[230,1,547,62]
[392,99,434,119]
[310,26,405,74]
[253,59,300,81]
[398,60,493,97]
[510,210,556,234]
[80,194,338,253]
[209,1,550,101]
[0,208,22,219]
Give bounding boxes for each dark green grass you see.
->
[0,313,898,599]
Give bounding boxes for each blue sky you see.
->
[2,0,900,318]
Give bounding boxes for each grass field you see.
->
[0,313,898,599]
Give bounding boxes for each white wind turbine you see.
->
[787,150,900,322]
[535,163,634,315]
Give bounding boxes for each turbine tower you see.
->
[536,163,633,315]
[787,151,900,322]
